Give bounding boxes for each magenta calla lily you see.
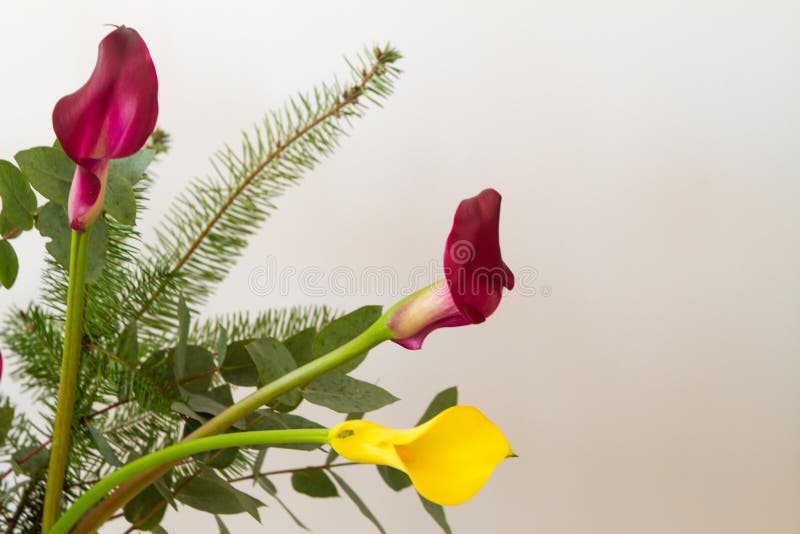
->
[53,26,158,232]
[387,188,514,349]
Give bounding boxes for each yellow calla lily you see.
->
[329,406,513,506]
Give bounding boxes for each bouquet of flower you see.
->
[0,26,515,533]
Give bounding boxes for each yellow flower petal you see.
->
[329,406,512,506]
[329,419,406,471]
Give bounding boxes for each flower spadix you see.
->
[386,188,514,349]
[53,26,158,231]
[329,406,513,506]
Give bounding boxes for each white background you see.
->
[2,1,799,533]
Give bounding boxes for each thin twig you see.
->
[1,227,20,241]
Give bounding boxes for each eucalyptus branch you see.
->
[0,43,404,534]
[73,317,392,532]
[122,462,359,533]
[50,429,331,534]
[1,227,20,241]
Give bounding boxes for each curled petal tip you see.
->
[445,188,513,318]
[387,189,513,349]
[53,25,158,166]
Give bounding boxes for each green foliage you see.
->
[175,470,264,518]
[255,474,309,531]
[303,373,399,413]
[310,305,382,373]
[246,338,302,411]
[419,494,452,534]
[123,485,166,531]
[0,44,407,533]
[14,146,73,206]
[329,470,386,534]
[36,203,109,282]
[291,469,339,498]
[419,386,459,424]
[0,160,36,230]
[0,240,18,288]
[377,464,412,491]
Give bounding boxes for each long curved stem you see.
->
[50,429,330,534]
[42,229,90,533]
[73,318,392,532]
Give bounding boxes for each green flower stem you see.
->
[72,318,392,533]
[42,229,91,533]
[50,429,330,534]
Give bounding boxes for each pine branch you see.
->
[122,44,401,341]
[190,305,338,346]
[1,45,403,533]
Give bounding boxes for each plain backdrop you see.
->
[2,1,799,533]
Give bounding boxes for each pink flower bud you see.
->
[388,189,514,349]
[53,26,158,231]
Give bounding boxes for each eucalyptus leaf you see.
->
[176,471,264,518]
[171,345,216,394]
[87,424,122,467]
[291,469,339,498]
[174,296,191,385]
[84,216,108,283]
[246,338,301,411]
[377,465,412,491]
[170,402,205,423]
[0,405,14,447]
[256,476,310,531]
[108,149,155,185]
[214,516,230,534]
[181,418,240,467]
[219,339,257,386]
[116,320,139,363]
[35,202,70,269]
[283,327,316,366]
[419,493,452,534]
[215,326,228,364]
[14,146,74,205]
[328,470,386,534]
[302,373,398,413]
[0,159,36,230]
[12,445,49,475]
[35,203,107,282]
[0,212,15,237]
[0,240,18,289]
[418,386,458,425]
[185,393,231,418]
[154,478,178,510]
[105,171,137,225]
[123,484,166,531]
[311,305,382,374]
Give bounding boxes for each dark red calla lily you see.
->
[53,26,158,232]
[387,188,514,349]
